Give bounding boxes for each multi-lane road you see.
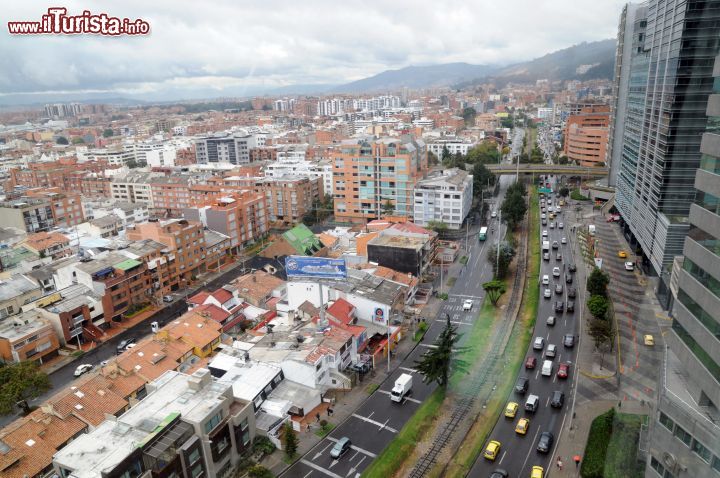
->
[468,187,581,478]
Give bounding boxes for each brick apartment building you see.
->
[183,191,269,253]
[0,310,61,364]
[563,104,611,167]
[25,188,85,228]
[150,176,224,217]
[5,158,111,192]
[126,219,207,288]
[332,137,428,223]
[0,191,83,234]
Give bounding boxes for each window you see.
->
[191,463,204,478]
[204,411,222,434]
[673,424,692,447]
[659,412,674,431]
[691,438,712,463]
[242,429,251,446]
[241,417,249,430]
[712,455,720,473]
[650,456,666,476]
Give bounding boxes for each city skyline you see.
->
[2,0,626,101]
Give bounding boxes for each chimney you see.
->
[188,368,211,391]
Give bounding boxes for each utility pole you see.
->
[496,210,502,278]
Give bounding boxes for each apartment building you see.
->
[332,137,428,223]
[645,53,720,478]
[426,139,477,158]
[259,175,323,225]
[38,283,105,346]
[0,192,83,234]
[6,158,110,192]
[74,253,153,324]
[0,310,60,364]
[126,219,207,287]
[26,188,84,229]
[183,191,268,252]
[0,274,43,319]
[611,0,720,291]
[79,175,112,198]
[88,146,134,167]
[53,369,256,478]
[195,132,267,165]
[21,231,71,259]
[413,168,473,230]
[563,104,610,167]
[110,171,159,206]
[150,176,224,217]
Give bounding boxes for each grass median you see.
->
[361,387,445,478]
[444,185,540,477]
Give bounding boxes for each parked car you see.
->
[73,364,93,377]
[549,222,555,229]
[525,356,537,369]
[554,301,564,312]
[162,295,173,303]
[550,391,565,409]
[463,299,473,311]
[625,261,635,271]
[546,315,556,326]
[330,437,352,459]
[542,230,548,237]
[515,376,529,394]
[537,431,554,453]
[563,334,575,348]
[116,338,136,354]
[533,337,545,350]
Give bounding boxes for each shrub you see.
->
[581,408,615,478]
[252,436,276,456]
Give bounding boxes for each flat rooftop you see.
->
[367,233,426,251]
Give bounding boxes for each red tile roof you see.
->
[211,288,233,303]
[188,291,210,305]
[326,299,355,325]
[390,222,434,235]
[193,303,230,324]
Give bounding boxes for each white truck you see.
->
[542,240,550,252]
[390,373,413,402]
[588,224,596,236]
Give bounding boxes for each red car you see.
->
[557,363,570,379]
[525,356,537,369]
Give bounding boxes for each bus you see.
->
[478,227,488,241]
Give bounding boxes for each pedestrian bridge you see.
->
[486,163,609,176]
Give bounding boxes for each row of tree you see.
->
[586,268,615,350]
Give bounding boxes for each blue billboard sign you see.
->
[285,256,347,279]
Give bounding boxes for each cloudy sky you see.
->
[1,0,626,101]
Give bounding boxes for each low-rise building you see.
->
[0,310,60,364]
[21,231,71,259]
[366,222,438,277]
[39,283,104,346]
[0,274,43,319]
[232,270,286,308]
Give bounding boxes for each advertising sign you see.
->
[285,256,347,279]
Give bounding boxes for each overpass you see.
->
[486,163,609,177]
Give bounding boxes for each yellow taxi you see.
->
[644,334,655,346]
[531,466,544,478]
[484,440,501,461]
[618,250,628,258]
[515,417,530,435]
[504,402,519,418]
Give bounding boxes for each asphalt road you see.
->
[468,179,581,478]
[280,177,515,478]
[0,261,253,428]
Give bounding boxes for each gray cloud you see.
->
[1,0,626,97]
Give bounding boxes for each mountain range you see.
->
[0,39,616,108]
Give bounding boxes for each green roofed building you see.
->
[282,224,323,255]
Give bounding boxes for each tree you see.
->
[247,465,275,478]
[483,280,506,306]
[488,242,515,279]
[587,268,610,297]
[283,421,298,458]
[559,187,569,198]
[71,137,85,144]
[427,220,448,233]
[501,189,527,230]
[557,155,569,165]
[441,146,451,163]
[102,128,114,138]
[428,151,439,166]
[506,181,526,197]
[466,141,500,164]
[56,136,69,145]
[587,295,610,320]
[414,315,467,387]
[472,162,496,195]
[381,199,395,217]
[0,361,52,415]
[462,107,477,127]
[588,317,614,350]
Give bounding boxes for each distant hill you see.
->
[332,63,498,93]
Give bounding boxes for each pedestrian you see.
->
[328,408,333,416]
[557,456,563,470]
[316,412,320,422]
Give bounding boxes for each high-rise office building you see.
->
[610,0,720,305]
[645,53,720,478]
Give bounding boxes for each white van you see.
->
[542,360,553,376]
[525,394,540,412]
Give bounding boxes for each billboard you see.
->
[285,256,347,279]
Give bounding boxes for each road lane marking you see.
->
[521,427,542,473]
[376,389,422,404]
[347,456,366,477]
[301,459,343,478]
[535,369,540,380]
[304,471,313,478]
[314,442,332,460]
[498,450,507,465]
[399,366,418,373]
[349,450,359,462]
[351,413,398,433]
[547,412,568,472]
[325,437,378,458]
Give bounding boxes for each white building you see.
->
[195,132,267,165]
[145,144,178,167]
[263,152,333,195]
[88,146,133,166]
[413,168,474,230]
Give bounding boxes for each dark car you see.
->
[556,253,562,261]
[565,273,573,284]
[489,470,509,478]
[543,252,550,261]
[116,338,135,354]
[555,283,563,295]
[515,376,529,394]
[563,334,575,348]
[350,361,371,374]
[537,431,554,453]
[525,356,537,369]
[550,391,565,408]
[566,301,575,313]
[568,263,577,272]
[567,287,577,298]
[554,301,564,312]
[330,437,352,459]
[552,241,559,249]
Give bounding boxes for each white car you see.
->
[74,364,93,377]
[559,222,564,229]
[491,211,497,218]
[542,274,550,285]
[463,299,473,311]
[544,289,551,299]
[561,237,567,244]
[542,230,548,237]
[552,267,560,277]
[625,261,635,271]
[549,222,555,229]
